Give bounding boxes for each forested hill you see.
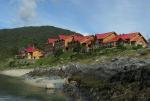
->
[0,26,80,61]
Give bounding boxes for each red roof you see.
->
[58,34,83,41]
[58,35,66,40]
[103,34,130,43]
[73,35,84,42]
[96,32,116,39]
[48,38,58,44]
[26,47,36,53]
[120,34,130,39]
[80,36,94,44]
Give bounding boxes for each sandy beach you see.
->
[0,69,33,77]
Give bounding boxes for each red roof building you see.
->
[95,32,117,39]
[102,32,148,47]
[26,47,36,53]
[73,35,84,42]
[95,32,118,47]
[48,38,58,44]
[80,36,95,47]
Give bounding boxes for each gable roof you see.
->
[80,36,94,44]
[96,32,117,39]
[58,34,74,40]
[107,34,130,43]
[63,36,74,41]
[73,35,84,42]
[128,32,148,43]
[48,38,58,44]
[103,33,135,43]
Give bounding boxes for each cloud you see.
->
[18,0,37,22]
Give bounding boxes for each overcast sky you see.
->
[0,0,150,38]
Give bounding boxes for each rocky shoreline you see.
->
[26,57,150,101]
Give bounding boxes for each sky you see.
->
[0,0,150,38]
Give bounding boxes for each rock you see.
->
[45,83,55,89]
[95,59,99,62]
[111,58,119,62]
[90,88,93,93]
[138,50,148,56]
[26,56,150,101]
[28,57,150,84]
[92,91,97,96]
[70,81,77,86]
[96,96,100,101]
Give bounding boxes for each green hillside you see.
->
[0,26,80,61]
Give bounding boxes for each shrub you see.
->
[35,57,58,66]
[54,49,63,57]
[116,45,127,50]
[9,60,15,67]
[132,45,143,50]
[8,59,31,67]
[73,43,81,54]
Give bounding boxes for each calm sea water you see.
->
[0,74,68,101]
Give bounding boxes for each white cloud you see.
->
[18,0,37,22]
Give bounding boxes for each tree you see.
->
[116,45,126,50]
[132,44,143,50]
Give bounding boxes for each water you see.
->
[0,95,39,101]
[0,74,68,101]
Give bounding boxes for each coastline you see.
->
[0,69,66,89]
[25,57,150,101]
[0,56,150,101]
